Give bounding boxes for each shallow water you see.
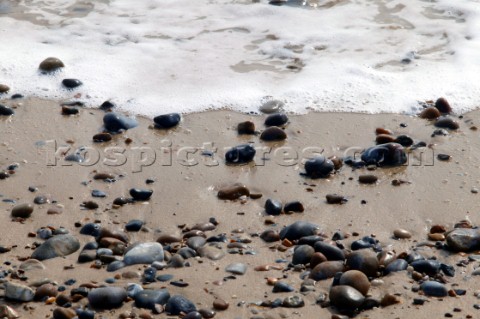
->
[0,0,479,115]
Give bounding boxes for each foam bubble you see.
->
[0,0,479,116]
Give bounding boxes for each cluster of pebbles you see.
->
[1,58,479,319]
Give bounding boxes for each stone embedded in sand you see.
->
[420,281,447,297]
[434,116,459,130]
[385,259,408,274]
[339,270,370,296]
[226,263,247,275]
[361,143,407,166]
[11,203,34,218]
[129,188,153,201]
[446,228,480,252]
[260,127,287,141]
[329,285,365,311]
[393,228,412,239]
[314,241,345,261]
[326,194,347,204]
[217,184,250,200]
[31,234,80,260]
[88,287,127,309]
[0,104,14,116]
[153,113,181,129]
[103,112,138,133]
[346,250,379,277]
[61,106,79,115]
[303,155,334,179]
[62,78,82,89]
[272,282,294,293]
[19,259,45,271]
[225,144,256,164]
[284,201,304,213]
[309,261,344,280]
[280,221,319,241]
[237,121,255,134]
[0,84,10,93]
[419,107,441,119]
[358,175,378,184]
[93,132,112,142]
[134,289,170,310]
[4,282,35,302]
[265,113,288,126]
[39,57,65,72]
[292,245,315,265]
[165,295,197,315]
[265,198,282,215]
[435,97,452,114]
[124,242,164,265]
[213,298,229,310]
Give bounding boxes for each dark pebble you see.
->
[329,285,365,311]
[346,250,379,277]
[339,270,370,296]
[361,143,407,166]
[237,121,255,134]
[153,113,181,129]
[11,203,34,218]
[130,188,153,201]
[165,295,197,315]
[309,261,344,280]
[260,229,280,242]
[217,184,250,200]
[39,57,65,72]
[284,201,304,213]
[99,100,115,110]
[437,154,451,161]
[79,223,101,236]
[134,289,170,310]
[103,112,138,133]
[419,107,441,119]
[93,133,112,142]
[265,113,288,126]
[260,127,287,141]
[435,97,452,113]
[91,190,106,198]
[358,175,378,184]
[61,106,79,115]
[279,221,319,241]
[125,219,144,232]
[326,194,347,204]
[394,135,414,147]
[265,199,282,215]
[0,104,14,116]
[225,144,256,164]
[435,116,459,130]
[420,281,447,297]
[303,155,334,178]
[273,282,294,293]
[82,201,99,209]
[314,241,345,261]
[62,79,82,89]
[292,245,315,265]
[88,287,127,309]
[376,134,396,144]
[385,259,408,274]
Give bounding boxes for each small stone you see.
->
[419,107,441,119]
[339,270,370,296]
[93,133,112,142]
[326,194,347,204]
[394,135,414,147]
[385,259,408,274]
[103,112,138,133]
[130,188,153,201]
[421,281,448,297]
[19,259,46,271]
[309,261,344,280]
[153,113,181,129]
[52,308,76,319]
[358,175,378,184]
[393,228,412,239]
[303,156,334,178]
[213,298,229,310]
[260,229,280,242]
[225,144,256,164]
[31,234,80,260]
[0,305,19,319]
[380,294,401,307]
[280,221,319,241]
[165,295,196,315]
[265,113,288,126]
[435,117,459,130]
[0,104,14,116]
[437,154,451,161]
[259,100,284,114]
[376,128,393,135]
[345,250,379,277]
[217,184,250,200]
[39,57,65,72]
[88,287,127,309]
[446,228,480,252]
[272,282,294,293]
[282,295,304,308]
[292,245,315,265]
[61,106,79,115]
[376,134,396,144]
[134,289,170,310]
[237,121,255,134]
[435,97,452,113]
[62,79,82,89]
[260,127,287,141]
[4,282,35,302]
[284,201,304,213]
[226,263,247,275]
[92,190,107,198]
[265,199,282,215]
[314,241,345,261]
[329,285,365,311]
[124,242,164,265]
[11,203,34,218]
[0,84,10,93]
[125,219,144,232]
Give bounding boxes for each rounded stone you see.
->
[0,104,14,116]
[309,261,344,280]
[384,259,408,274]
[217,184,250,200]
[259,100,284,114]
[237,121,255,134]
[345,250,379,277]
[435,116,459,130]
[272,282,294,293]
[124,242,164,265]
[260,229,280,242]
[419,107,441,119]
[39,57,65,72]
[187,236,206,250]
[225,263,247,275]
[62,79,82,89]
[280,221,319,241]
[153,113,181,129]
[53,308,76,319]
[304,156,334,178]
[134,289,170,310]
[284,201,304,213]
[213,298,229,310]
[125,219,144,232]
[260,127,287,141]
[314,241,345,261]
[165,295,197,315]
[88,287,127,309]
[265,198,282,215]
[31,234,80,261]
[446,228,480,252]
[393,228,412,239]
[265,113,288,126]
[358,175,378,184]
[361,143,407,166]
[339,270,370,296]
[35,283,58,300]
[309,252,328,268]
[129,188,153,201]
[103,112,138,133]
[292,245,315,265]
[225,144,256,164]
[93,132,112,142]
[435,97,452,114]
[420,281,447,297]
[197,245,226,260]
[11,203,34,218]
[329,285,365,311]
[4,282,35,302]
[0,84,10,93]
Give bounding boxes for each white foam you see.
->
[1,0,480,115]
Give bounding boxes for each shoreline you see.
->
[1,97,480,318]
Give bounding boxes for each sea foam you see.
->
[0,0,479,116]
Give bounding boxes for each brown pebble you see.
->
[393,229,412,239]
[39,57,65,72]
[55,294,72,306]
[326,194,347,204]
[82,201,99,209]
[157,234,182,245]
[11,203,34,218]
[375,128,393,135]
[376,134,396,144]
[217,184,250,200]
[35,283,58,300]
[260,230,280,242]
[339,270,370,296]
[428,233,445,241]
[199,308,216,318]
[53,308,76,319]
[93,172,115,180]
[260,127,287,141]
[329,156,343,170]
[0,84,10,93]
[310,252,327,269]
[213,298,229,310]
[93,133,112,143]
[419,107,441,119]
[237,121,255,134]
[358,175,378,184]
[47,207,62,215]
[435,97,452,114]
[380,293,401,307]
[430,225,446,234]
[249,192,263,199]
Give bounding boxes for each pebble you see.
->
[187,236,206,250]
[358,174,378,184]
[11,203,34,218]
[103,112,138,133]
[153,113,181,129]
[326,194,347,204]
[0,305,19,319]
[130,188,153,201]
[93,132,112,142]
[126,283,144,298]
[91,189,106,198]
[309,261,344,280]
[260,229,280,242]
[345,250,379,277]
[225,144,256,164]
[273,282,295,293]
[226,263,247,275]
[283,201,304,213]
[329,285,365,311]
[184,312,203,319]
[0,104,14,116]
[435,97,452,113]
[31,234,80,260]
[39,57,65,72]
[35,283,58,300]
[339,270,370,296]
[217,184,250,200]
[380,294,401,307]
[419,107,441,119]
[211,298,229,310]
[237,121,255,134]
[292,245,315,265]
[134,289,170,310]
[80,223,102,236]
[385,259,408,274]
[394,135,414,147]
[314,241,345,261]
[393,228,412,239]
[124,242,164,265]
[19,259,46,271]
[88,287,127,309]
[280,221,319,241]
[376,134,396,144]
[437,154,451,161]
[411,259,441,276]
[421,281,448,297]
[61,106,79,115]
[52,308,76,319]
[4,282,35,302]
[125,219,144,232]
[303,156,334,178]
[165,295,197,315]
[259,100,285,113]
[76,309,95,319]
[446,228,480,252]
[265,199,282,215]
[309,252,328,268]
[435,117,459,130]
[260,127,287,141]
[361,143,407,166]
[265,113,288,126]
[0,84,10,93]
[62,79,83,89]
[282,295,304,308]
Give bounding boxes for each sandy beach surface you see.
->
[1,97,480,318]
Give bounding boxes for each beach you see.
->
[1,97,480,318]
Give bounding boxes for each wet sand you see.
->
[1,98,480,318]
